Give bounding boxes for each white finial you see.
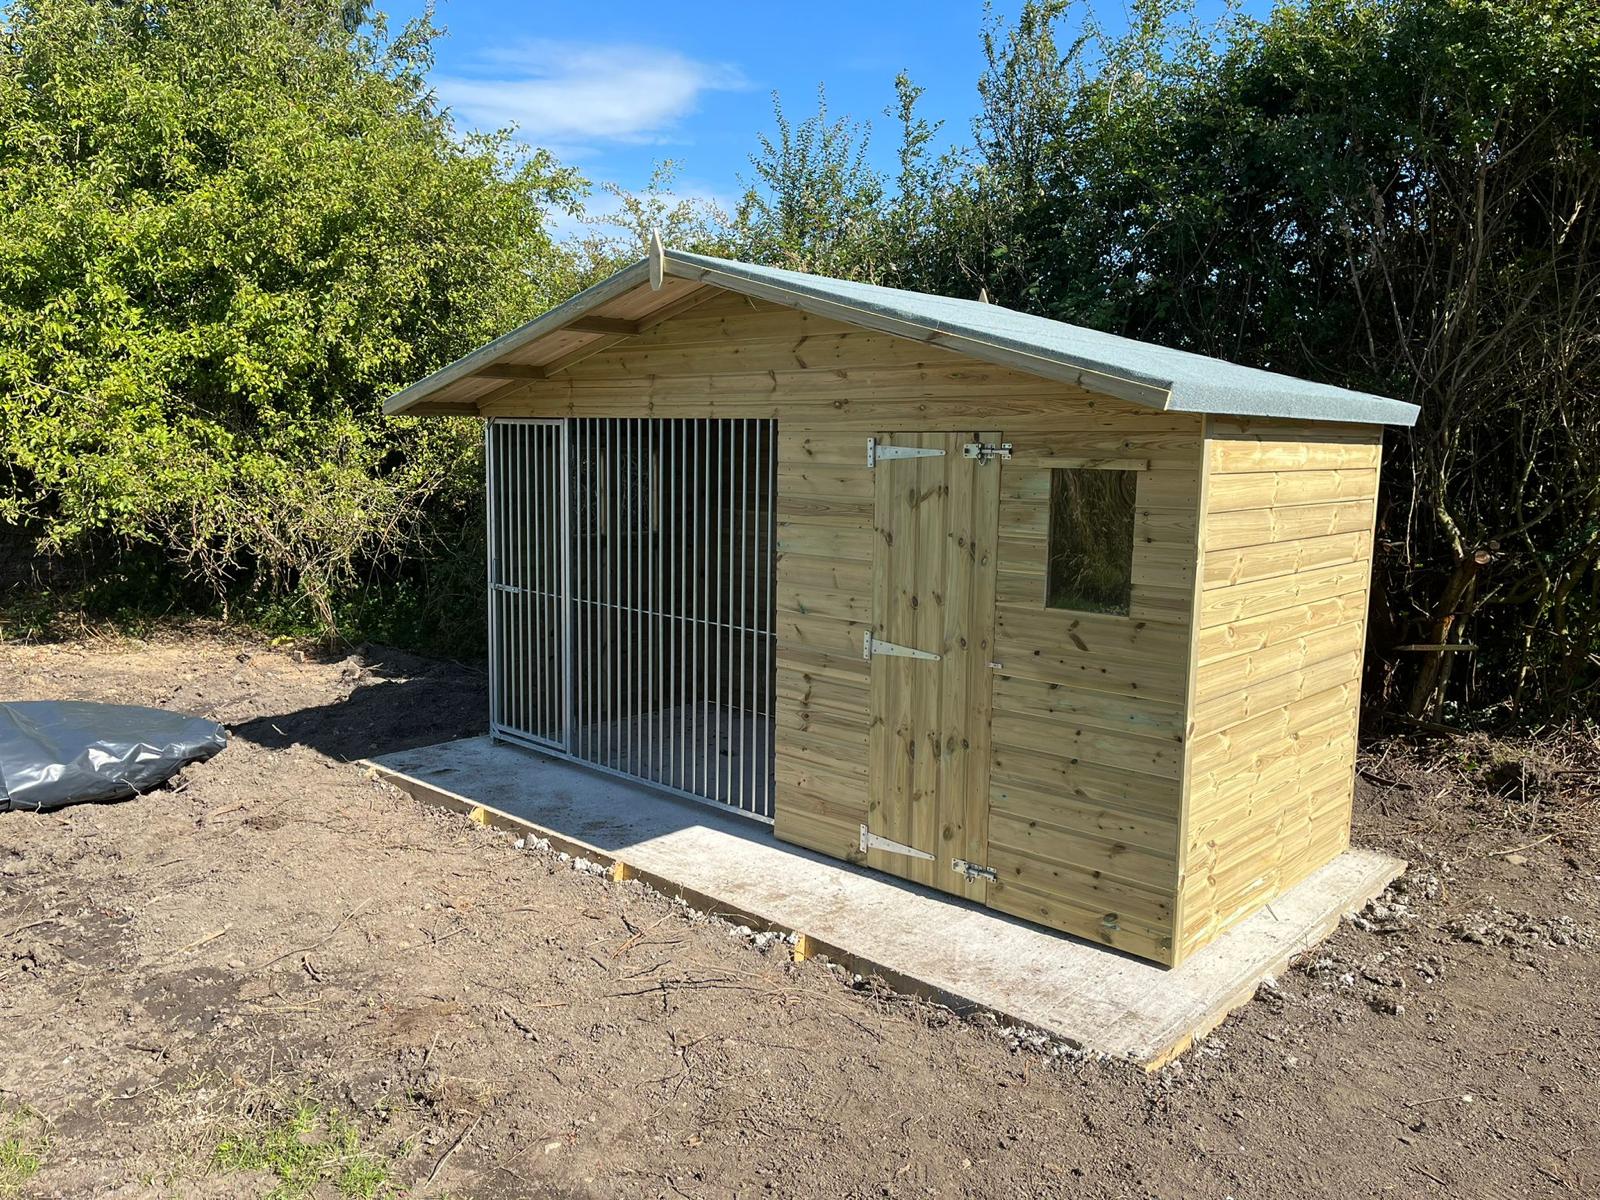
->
[977,286,990,304]
[648,227,665,290]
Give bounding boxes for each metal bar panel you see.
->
[497,416,778,820]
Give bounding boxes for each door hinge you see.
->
[863,632,942,662]
[962,441,1013,464]
[867,437,946,468]
[859,826,936,861]
[953,858,998,882]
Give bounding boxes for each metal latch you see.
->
[867,437,946,468]
[962,441,1013,463]
[953,859,998,882]
[859,826,935,861]
[863,632,941,662]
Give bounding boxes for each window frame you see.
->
[1034,456,1150,618]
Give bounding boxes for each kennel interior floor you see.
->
[368,735,1402,1067]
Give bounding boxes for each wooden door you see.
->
[865,431,1002,901]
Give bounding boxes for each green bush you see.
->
[0,0,580,641]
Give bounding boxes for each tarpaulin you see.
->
[0,701,227,812]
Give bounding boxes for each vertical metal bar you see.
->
[539,422,549,741]
[701,419,711,799]
[598,419,601,764]
[739,419,750,812]
[721,419,732,805]
[507,420,515,735]
[619,419,629,773]
[525,424,534,739]
[716,416,724,804]
[587,419,596,760]
[539,422,548,741]
[631,417,641,777]
[628,418,639,777]
[525,423,535,739]
[758,418,768,815]
[603,421,613,768]
[534,422,547,742]
[747,419,758,812]
[614,419,624,771]
[582,422,595,761]
[560,421,572,749]
[639,418,648,779]
[675,419,685,792]
[572,422,582,756]
[510,422,521,738]
[485,421,498,736]
[767,419,777,815]
[688,422,694,800]
[654,422,664,785]
[537,423,547,741]
[725,420,734,803]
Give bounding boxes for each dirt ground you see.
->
[2,629,1598,1199]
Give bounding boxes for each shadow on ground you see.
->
[230,645,488,762]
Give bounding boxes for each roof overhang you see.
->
[385,246,1420,427]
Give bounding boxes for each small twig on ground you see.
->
[426,1112,484,1186]
[1479,833,1555,858]
[1358,766,1410,789]
[1405,1094,1462,1109]
[248,898,374,971]
[202,803,247,822]
[176,924,232,954]
[1412,1165,1451,1187]
[2,916,58,941]
[500,1006,535,1036]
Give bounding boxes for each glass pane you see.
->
[1046,468,1136,614]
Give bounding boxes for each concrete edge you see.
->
[364,757,1405,1070]
[1138,851,1406,1070]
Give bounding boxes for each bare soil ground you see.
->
[2,629,1598,1199]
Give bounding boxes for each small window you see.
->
[1046,468,1137,614]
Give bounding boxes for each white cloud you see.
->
[434,40,746,150]
[545,179,740,242]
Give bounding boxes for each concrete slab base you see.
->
[365,736,1404,1068]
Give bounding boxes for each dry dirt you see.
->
[2,629,1598,1199]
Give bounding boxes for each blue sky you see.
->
[384,1,1262,234]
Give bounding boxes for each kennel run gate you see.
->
[486,417,778,821]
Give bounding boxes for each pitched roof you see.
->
[385,247,1419,426]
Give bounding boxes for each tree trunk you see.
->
[1407,549,1492,719]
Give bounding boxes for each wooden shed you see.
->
[386,241,1419,967]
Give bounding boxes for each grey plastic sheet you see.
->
[0,701,227,813]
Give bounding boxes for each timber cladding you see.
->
[1175,417,1382,963]
[483,289,1380,968]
